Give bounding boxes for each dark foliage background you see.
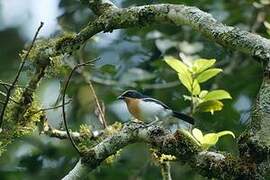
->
[0,0,269,179]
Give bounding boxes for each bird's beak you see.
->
[117,95,125,100]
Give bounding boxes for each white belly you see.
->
[138,100,172,123]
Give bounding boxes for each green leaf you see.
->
[199,90,208,98]
[192,59,216,74]
[204,90,232,101]
[178,71,193,93]
[196,68,222,83]
[192,128,203,143]
[164,56,189,73]
[197,100,224,114]
[217,131,235,139]
[181,129,201,146]
[190,128,235,150]
[201,133,219,149]
[192,79,201,95]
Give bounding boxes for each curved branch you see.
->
[62,159,88,180]
[80,0,117,15]
[65,122,255,179]
[62,60,98,155]
[71,2,270,62]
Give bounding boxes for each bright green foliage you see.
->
[196,100,224,115]
[165,56,232,114]
[196,68,222,83]
[183,128,235,150]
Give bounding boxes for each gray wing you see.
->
[142,98,169,109]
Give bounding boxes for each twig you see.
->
[0,80,29,89]
[89,81,107,128]
[0,83,9,91]
[0,22,44,128]
[251,11,266,33]
[160,162,172,180]
[62,58,99,155]
[31,100,72,115]
[0,89,20,104]
[43,124,81,140]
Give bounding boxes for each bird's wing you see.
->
[141,98,169,109]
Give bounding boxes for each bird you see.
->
[117,90,194,125]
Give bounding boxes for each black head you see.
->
[117,90,145,100]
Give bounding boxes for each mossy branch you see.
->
[62,122,256,180]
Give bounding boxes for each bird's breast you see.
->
[125,98,142,120]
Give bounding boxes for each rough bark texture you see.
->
[66,122,256,179]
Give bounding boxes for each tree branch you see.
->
[62,159,88,180]
[0,22,43,128]
[77,2,270,62]
[62,60,97,155]
[160,162,172,180]
[42,123,81,141]
[62,122,256,179]
[81,0,117,15]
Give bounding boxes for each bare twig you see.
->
[43,122,81,140]
[160,162,172,180]
[0,89,20,104]
[251,11,266,33]
[89,81,107,128]
[0,80,30,89]
[0,22,44,128]
[31,100,72,115]
[62,58,99,155]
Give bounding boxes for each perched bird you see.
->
[117,90,194,124]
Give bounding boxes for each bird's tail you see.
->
[172,111,194,124]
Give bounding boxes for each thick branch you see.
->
[76,3,270,62]
[70,122,256,179]
[62,159,88,180]
[81,0,117,15]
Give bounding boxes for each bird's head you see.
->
[117,90,145,100]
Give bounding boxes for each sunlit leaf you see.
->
[196,68,222,83]
[181,129,201,146]
[204,90,232,101]
[197,100,223,114]
[264,21,270,29]
[164,56,194,91]
[190,128,235,150]
[201,133,219,149]
[217,131,235,139]
[178,71,193,93]
[164,56,189,73]
[192,59,216,74]
[192,128,203,143]
[192,79,201,95]
[199,90,208,98]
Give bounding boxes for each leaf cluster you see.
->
[165,56,232,114]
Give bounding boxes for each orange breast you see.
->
[125,98,142,121]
